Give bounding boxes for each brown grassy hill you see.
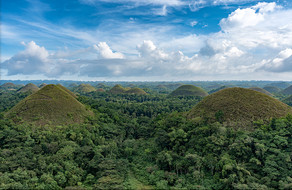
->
[249,87,273,96]
[170,85,208,97]
[17,83,39,93]
[1,82,16,88]
[125,88,147,95]
[188,87,292,129]
[109,85,127,94]
[96,88,106,92]
[57,84,77,98]
[6,84,93,126]
[75,84,96,93]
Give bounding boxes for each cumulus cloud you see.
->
[93,42,125,59]
[2,41,50,75]
[2,2,292,80]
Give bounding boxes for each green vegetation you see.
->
[249,87,273,96]
[39,83,47,88]
[74,84,96,93]
[283,95,292,106]
[17,83,39,94]
[208,85,230,94]
[6,84,93,126]
[263,86,281,93]
[1,81,292,189]
[57,84,77,98]
[188,87,292,129]
[169,85,208,97]
[109,85,147,95]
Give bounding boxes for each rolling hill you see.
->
[109,85,127,94]
[263,86,281,94]
[169,85,208,97]
[188,87,292,129]
[17,83,39,93]
[6,84,93,126]
[125,87,147,95]
[249,87,273,96]
[75,84,96,93]
[282,85,292,95]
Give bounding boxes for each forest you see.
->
[0,81,292,189]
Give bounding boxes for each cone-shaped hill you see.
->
[169,85,208,97]
[188,87,292,129]
[1,82,16,88]
[17,83,39,93]
[6,84,93,126]
[249,87,273,96]
[263,86,281,94]
[75,84,96,93]
[109,85,127,94]
[282,85,292,95]
[57,84,77,98]
[125,87,147,95]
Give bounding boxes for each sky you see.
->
[1,0,292,81]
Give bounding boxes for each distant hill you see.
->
[266,82,291,89]
[283,95,292,106]
[125,87,147,95]
[96,88,106,92]
[75,84,96,93]
[109,85,127,94]
[6,84,93,126]
[208,85,230,94]
[249,87,273,96]
[17,83,39,93]
[1,82,17,88]
[282,85,292,95]
[39,83,47,88]
[169,85,208,97]
[263,86,281,94]
[188,87,292,129]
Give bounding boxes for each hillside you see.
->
[188,87,292,129]
[282,85,292,95]
[17,83,39,93]
[263,86,281,93]
[169,85,208,97]
[283,95,292,106]
[249,87,273,96]
[39,83,47,88]
[1,82,17,88]
[75,84,96,93]
[109,85,127,94]
[6,84,93,125]
[125,87,147,95]
[208,85,230,94]
[57,84,77,98]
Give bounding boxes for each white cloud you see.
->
[94,42,125,59]
[190,20,198,27]
[2,41,50,75]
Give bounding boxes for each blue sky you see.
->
[1,0,292,81]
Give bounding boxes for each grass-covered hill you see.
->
[263,86,281,93]
[169,85,208,97]
[75,84,96,93]
[57,84,77,98]
[282,85,292,95]
[125,87,147,95]
[17,83,39,93]
[0,82,16,88]
[249,87,273,96]
[5,84,93,126]
[188,87,292,129]
[96,88,106,92]
[109,85,127,94]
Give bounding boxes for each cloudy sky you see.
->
[1,0,292,81]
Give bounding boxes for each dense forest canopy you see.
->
[1,81,292,189]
